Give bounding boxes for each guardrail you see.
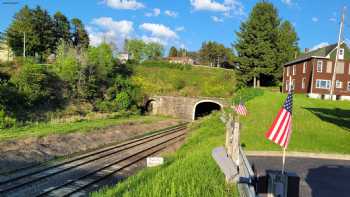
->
[238,146,257,197]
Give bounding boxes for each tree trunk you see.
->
[253,76,256,88]
[257,78,260,87]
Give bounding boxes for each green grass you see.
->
[91,113,237,197]
[240,91,350,154]
[131,64,235,98]
[0,115,166,141]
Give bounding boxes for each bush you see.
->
[0,108,16,129]
[114,91,131,111]
[174,79,186,90]
[95,99,115,113]
[232,88,264,104]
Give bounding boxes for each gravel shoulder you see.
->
[0,118,182,174]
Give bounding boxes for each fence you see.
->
[238,146,257,197]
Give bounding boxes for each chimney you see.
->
[304,48,309,53]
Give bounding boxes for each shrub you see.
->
[0,108,16,129]
[95,99,115,113]
[232,88,264,104]
[174,79,186,90]
[114,91,131,111]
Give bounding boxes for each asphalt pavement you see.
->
[248,156,350,197]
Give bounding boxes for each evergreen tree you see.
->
[276,21,299,80]
[235,2,280,87]
[53,12,71,45]
[168,46,178,57]
[71,18,89,49]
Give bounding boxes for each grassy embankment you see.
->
[0,115,166,141]
[131,64,235,98]
[240,90,350,154]
[92,113,237,197]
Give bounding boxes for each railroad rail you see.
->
[0,123,188,197]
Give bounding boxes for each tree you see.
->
[144,42,164,60]
[168,46,178,57]
[53,12,71,45]
[235,2,281,87]
[199,41,234,67]
[178,48,187,57]
[276,21,299,80]
[71,18,89,49]
[125,39,146,62]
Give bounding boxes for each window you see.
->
[317,60,323,72]
[292,79,295,90]
[303,62,307,74]
[316,79,331,89]
[336,62,344,74]
[286,67,290,76]
[285,80,289,91]
[302,78,306,89]
[348,82,350,91]
[292,65,296,75]
[326,61,332,73]
[336,80,342,89]
[339,48,344,60]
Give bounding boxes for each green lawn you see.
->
[131,64,235,98]
[0,115,166,141]
[240,91,350,154]
[91,113,237,197]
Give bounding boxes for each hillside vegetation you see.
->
[240,91,350,154]
[131,62,235,98]
[92,113,237,197]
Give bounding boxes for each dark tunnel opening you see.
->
[194,102,222,120]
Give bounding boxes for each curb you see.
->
[245,151,350,161]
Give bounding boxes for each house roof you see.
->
[284,43,338,66]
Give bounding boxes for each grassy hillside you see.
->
[240,91,350,154]
[92,113,237,197]
[131,63,235,98]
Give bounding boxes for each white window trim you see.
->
[336,80,343,89]
[348,81,350,91]
[285,80,289,91]
[286,67,290,76]
[292,65,296,75]
[302,78,306,89]
[317,60,323,73]
[316,79,331,89]
[303,62,307,74]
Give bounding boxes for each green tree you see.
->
[126,39,146,62]
[168,46,178,57]
[71,18,89,49]
[144,42,164,60]
[53,11,71,46]
[235,2,280,87]
[199,41,234,67]
[6,5,35,56]
[276,21,299,80]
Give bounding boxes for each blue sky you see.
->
[1,0,350,52]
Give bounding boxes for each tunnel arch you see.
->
[144,99,156,115]
[192,100,223,120]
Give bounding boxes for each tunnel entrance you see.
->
[144,100,156,115]
[193,101,222,120]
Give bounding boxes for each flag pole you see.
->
[282,147,286,174]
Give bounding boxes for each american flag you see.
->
[234,102,248,116]
[265,91,293,148]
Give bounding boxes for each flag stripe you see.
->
[265,108,284,138]
[268,109,287,140]
[273,113,290,143]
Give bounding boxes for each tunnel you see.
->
[144,99,156,115]
[193,101,222,120]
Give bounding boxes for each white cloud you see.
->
[145,8,161,17]
[312,17,319,22]
[103,0,144,10]
[140,23,178,39]
[140,23,178,46]
[190,0,244,16]
[311,42,329,51]
[165,10,178,17]
[281,0,292,6]
[88,17,134,47]
[175,26,185,32]
[212,16,223,22]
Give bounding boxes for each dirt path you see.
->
[0,119,182,173]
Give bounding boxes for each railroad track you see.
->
[0,123,188,197]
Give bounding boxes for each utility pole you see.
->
[23,32,26,58]
[330,6,346,100]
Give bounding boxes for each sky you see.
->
[1,0,350,53]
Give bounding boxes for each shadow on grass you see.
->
[304,108,350,131]
[306,165,350,197]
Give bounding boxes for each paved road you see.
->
[248,156,350,197]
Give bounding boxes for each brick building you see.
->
[283,42,350,100]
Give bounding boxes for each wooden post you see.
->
[225,115,233,156]
[230,116,240,166]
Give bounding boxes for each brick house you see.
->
[282,42,350,100]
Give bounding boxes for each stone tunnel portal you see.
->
[193,100,222,120]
